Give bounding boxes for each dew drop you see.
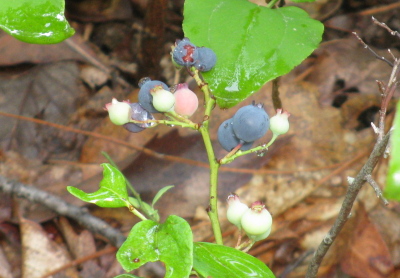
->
[138,77,151,88]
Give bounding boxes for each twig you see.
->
[372,16,400,39]
[272,78,282,110]
[353,30,400,142]
[352,32,394,67]
[0,175,126,247]
[0,111,367,175]
[364,174,389,206]
[41,246,117,278]
[306,131,391,277]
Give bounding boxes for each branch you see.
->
[0,175,126,247]
[352,32,394,67]
[306,131,391,277]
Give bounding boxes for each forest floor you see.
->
[1,0,400,277]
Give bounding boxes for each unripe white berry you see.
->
[151,85,175,112]
[248,226,271,241]
[105,98,132,125]
[226,194,248,228]
[270,109,290,136]
[241,201,272,238]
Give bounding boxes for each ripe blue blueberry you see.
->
[232,104,269,142]
[194,47,217,72]
[123,103,154,133]
[218,119,253,151]
[138,78,169,113]
[172,38,199,67]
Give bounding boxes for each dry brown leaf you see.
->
[0,61,82,160]
[20,217,78,278]
[306,39,396,107]
[58,217,105,277]
[370,207,400,267]
[340,203,394,278]
[0,33,84,66]
[0,245,12,278]
[66,0,133,22]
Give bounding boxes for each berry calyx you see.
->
[172,38,199,67]
[270,109,290,136]
[151,85,175,112]
[104,98,132,126]
[226,193,248,228]
[173,83,199,117]
[241,201,272,239]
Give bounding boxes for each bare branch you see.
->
[352,32,394,67]
[372,16,400,39]
[0,176,126,247]
[378,58,400,142]
[306,131,391,277]
[365,174,389,206]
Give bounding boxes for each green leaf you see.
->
[385,101,400,201]
[114,275,143,278]
[128,196,141,208]
[0,0,74,44]
[183,0,324,108]
[117,215,193,277]
[193,242,275,278]
[152,185,174,207]
[141,202,160,222]
[67,163,129,208]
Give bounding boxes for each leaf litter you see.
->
[0,1,400,277]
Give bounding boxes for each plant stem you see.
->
[191,68,223,244]
[198,99,223,245]
[128,204,148,221]
[131,118,196,129]
[266,0,280,9]
[220,134,278,164]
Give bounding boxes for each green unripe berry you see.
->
[151,85,175,112]
[270,109,290,136]
[226,193,248,228]
[241,201,272,238]
[105,98,132,125]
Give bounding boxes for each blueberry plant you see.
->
[0,0,342,277]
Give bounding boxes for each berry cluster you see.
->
[172,38,217,72]
[105,78,199,133]
[227,194,272,242]
[218,103,270,151]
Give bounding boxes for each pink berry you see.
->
[173,83,199,117]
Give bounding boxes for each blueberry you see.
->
[218,118,253,151]
[138,79,169,113]
[232,104,269,142]
[194,47,217,72]
[172,38,199,67]
[123,103,154,133]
